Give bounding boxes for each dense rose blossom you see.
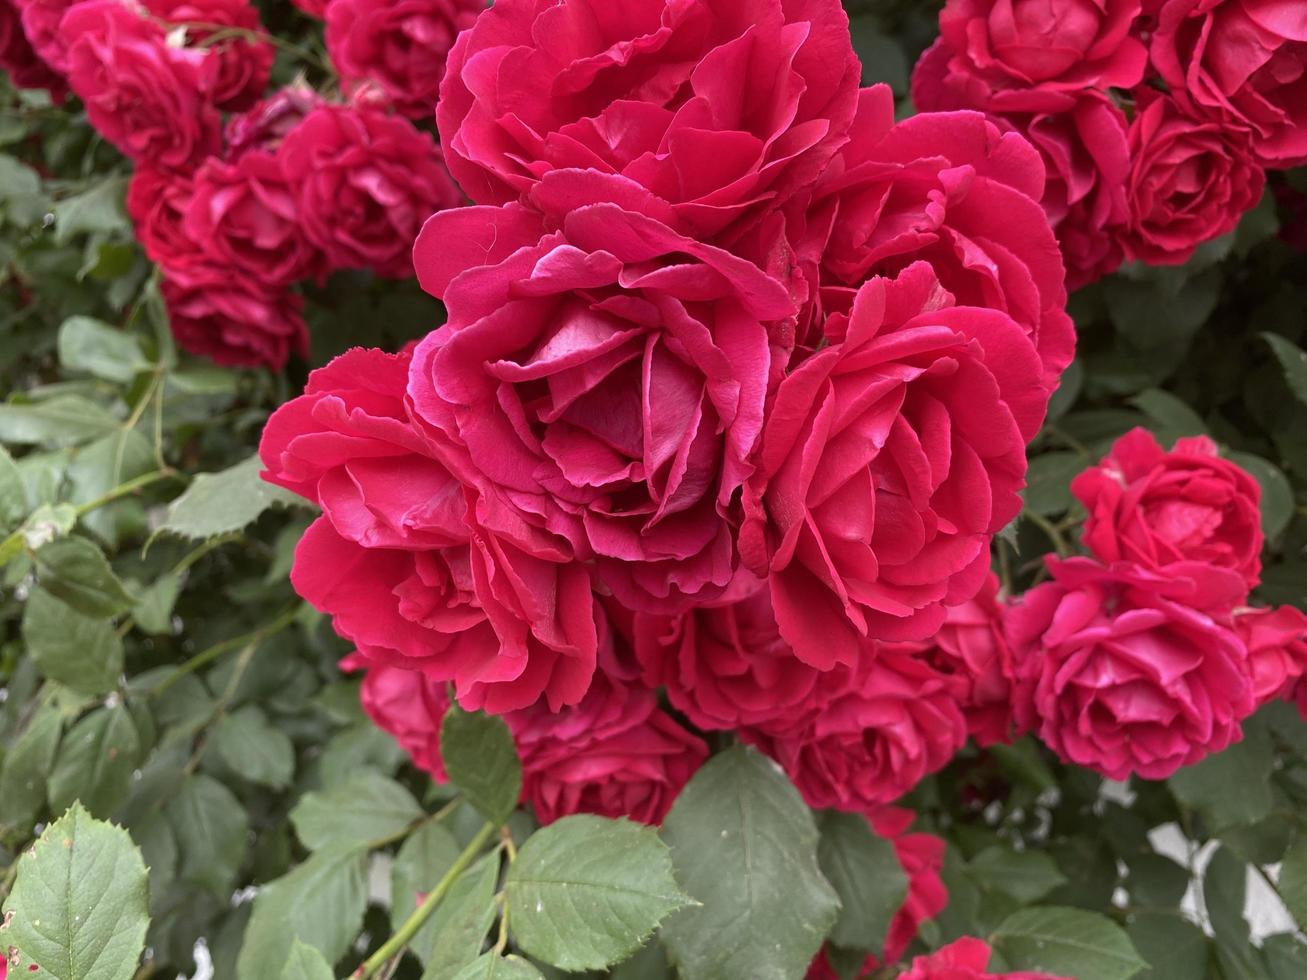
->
[745,643,967,810]
[1150,0,1307,169]
[128,167,198,269]
[911,0,1147,113]
[1120,93,1265,265]
[184,151,325,287]
[225,87,324,159]
[633,572,831,734]
[1235,605,1307,705]
[161,269,307,368]
[279,105,463,279]
[899,937,1070,979]
[61,0,220,172]
[326,0,483,119]
[1072,428,1263,591]
[14,0,75,72]
[435,0,860,241]
[916,573,1021,747]
[1,0,65,97]
[740,263,1048,665]
[143,0,274,111]
[786,85,1074,389]
[1009,557,1254,780]
[409,201,794,614]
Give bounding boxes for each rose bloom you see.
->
[225,87,324,159]
[1120,93,1266,266]
[161,268,307,369]
[348,654,453,780]
[143,0,274,111]
[1151,0,1307,169]
[1009,557,1254,780]
[60,0,220,172]
[408,200,793,614]
[13,0,75,72]
[435,0,859,242]
[128,167,198,270]
[278,105,463,279]
[1072,428,1264,592]
[990,94,1131,291]
[912,0,1147,113]
[1,0,65,97]
[899,938,1070,980]
[1234,605,1307,706]
[740,263,1048,664]
[744,643,967,811]
[184,150,326,287]
[783,84,1074,391]
[326,0,483,119]
[633,571,832,734]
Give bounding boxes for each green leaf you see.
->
[164,773,250,894]
[236,842,369,979]
[1170,719,1274,831]
[816,810,906,956]
[1229,451,1294,539]
[1275,835,1307,932]
[450,953,547,980]
[158,454,307,540]
[290,770,422,850]
[0,702,62,833]
[22,588,124,695]
[52,176,129,244]
[1128,389,1207,439]
[47,705,142,817]
[280,940,335,980]
[991,906,1147,980]
[0,444,26,531]
[0,802,149,980]
[390,820,462,960]
[0,154,49,224]
[1264,934,1307,980]
[969,845,1068,904]
[66,429,154,547]
[1127,911,1209,980]
[0,395,120,447]
[1262,333,1307,404]
[132,572,181,635]
[1024,451,1086,516]
[422,852,503,977]
[212,705,295,789]
[57,316,150,384]
[34,536,137,618]
[660,746,840,980]
[504,814,690,971]
[1203,846,1248,946]
[1125,853,1191,909]
[441,705,522,826]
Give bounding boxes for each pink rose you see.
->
[740,263,1048,665]
[1234,605,1307,706]
[160,268,307,368]
[408,201,793,614]
[143,0,274,111]
[60,0,221,172]
[1071,428,1264,591]
[1150,0,1307,168]
[1120,93,1266,265]
[13,0,75,72]
[127,167,197,269]
[912,0,1147,113]
[1,0,65,97]
[1009,557,1254,780]
[633,571,833,734]
[899,937,1070,979]
[348,654,452,780]
[278,105,463,279]
[435,0,859,242]
[224,87,324,159]
[184,150,326,287]
[782,85,1074,391]
[326,0,484,119]
[744,643,967,810]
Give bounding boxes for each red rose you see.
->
[899,937,1070,979]
[1120,93,1266,266]
[633,572,833,734]
[184,150,325,287]
[408,201,793,614]
[1234,605,1307,706]
[1151,0,1307,168]
[1009,557,1254,780]
[143,0,274,111]
[128,167,198,269]
[1,0,65,97]
[1071,428,1264,591]
[60,0,221,172]
[435,0,859,242]
[785,85,1074,391]
[225,87,325,159]
[745,643,967,811]
[913,0,1147,113]
[13,0,75,72]
[160,268,307,368]
[278,105,463,279]
[991,95,1131,290]
[325,0,483,119]
[348,654,453,780]
[740,263,1048,665]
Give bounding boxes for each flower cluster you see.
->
[913,0,1302,286]
[0,0,467,368]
